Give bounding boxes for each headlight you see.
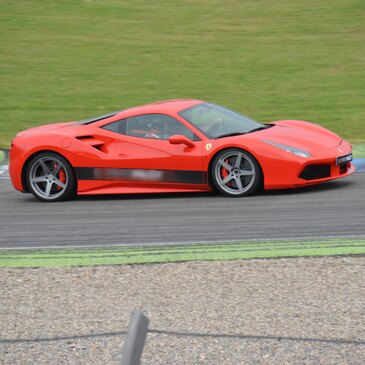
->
[262,140,312,158]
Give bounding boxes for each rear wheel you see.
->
[26,152,76,202]
[211,148,262,197]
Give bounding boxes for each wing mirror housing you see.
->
[168,135,195,148]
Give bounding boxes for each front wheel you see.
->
[26,152,76,202]
[211,148,262,197]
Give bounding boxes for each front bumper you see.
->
[262,140,355,190]
[292,161,355,187]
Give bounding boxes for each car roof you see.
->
[116,99,204,118]
[78,99,205,126]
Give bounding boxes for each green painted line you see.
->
[0,238,364,268]
[1,240,365,261]
[353,144,365,158]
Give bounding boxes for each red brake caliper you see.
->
[53,163,66,191]
[221,158,230,186]
[57,169,66,191]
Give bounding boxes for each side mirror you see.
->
[168,135,195,148]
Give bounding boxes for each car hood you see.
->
[249,120,342,150]
[15,122,77,137]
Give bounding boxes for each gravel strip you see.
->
[1,256,364,364]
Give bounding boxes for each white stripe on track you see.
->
[1,234,364,251]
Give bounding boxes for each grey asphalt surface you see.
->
[0,174,364,249]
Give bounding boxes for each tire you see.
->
[211,148,262,197]
[25,152,76,202]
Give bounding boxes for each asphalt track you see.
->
[0,173,364,249]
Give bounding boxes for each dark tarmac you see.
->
[0,174,364,249]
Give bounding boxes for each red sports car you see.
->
[10,99,354,202]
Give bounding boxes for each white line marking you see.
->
[1,234,364,250]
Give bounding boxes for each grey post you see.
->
[120,310,149,365]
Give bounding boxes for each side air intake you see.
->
[299,164,331,180]
[75,136,107,152]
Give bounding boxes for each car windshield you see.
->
[178,102,263,139]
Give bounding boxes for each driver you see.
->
[145,117,172,139]
[199,116,226,136]
[191,106,226,136]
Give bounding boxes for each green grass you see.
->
[353,144,365,158]
[0,238,364,268]
[1,0,364,147]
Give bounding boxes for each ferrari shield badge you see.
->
[205,143,212,151]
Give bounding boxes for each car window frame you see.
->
[101,113,201,141]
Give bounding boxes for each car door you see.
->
[101,113,206,186]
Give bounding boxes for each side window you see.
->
[101,119,126,134]
[126,114,200,140]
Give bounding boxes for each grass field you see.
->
[1,0,364,147]
[0,238,364,268]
